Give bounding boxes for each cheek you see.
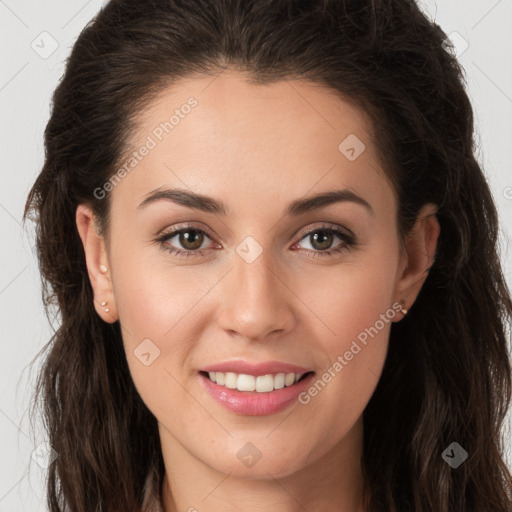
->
[111,251,220,411]
[293,254,396,427]
[116,272,199,421]
[112,251,211,342]
[298,248,397,352]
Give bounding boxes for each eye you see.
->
[155,222,356,259]
[156,225,219,259]
[292,223,356,258]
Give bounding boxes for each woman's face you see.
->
[78,70,438,481]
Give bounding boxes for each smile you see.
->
[198,370,316,416]
[203,371,309,393]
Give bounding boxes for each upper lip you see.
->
[199,360,314,377]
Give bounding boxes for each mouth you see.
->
[199,369,316,415]
[199,370,314,393]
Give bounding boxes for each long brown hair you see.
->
[24,0,512,510]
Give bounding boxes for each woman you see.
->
[24,0,512,510]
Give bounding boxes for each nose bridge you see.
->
[217,237,295,341]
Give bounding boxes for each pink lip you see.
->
[199,360,312,377]
[198,371,316,416]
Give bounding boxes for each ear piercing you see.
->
[99,265,110,313]
[401,300,408,315]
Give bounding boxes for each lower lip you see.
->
[199,372,315,416]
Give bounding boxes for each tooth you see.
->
[256,374,274,392]
[208,370,308,391]
[237,374,256,392]
[224,372,238,389]
[285,373,295,386]
[274,373,285,389]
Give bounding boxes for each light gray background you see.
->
[1,1,511,510]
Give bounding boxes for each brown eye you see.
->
[178,230,205,250]
[294,224,356,258]
[157,226,214,258]
[309,230,335,251]
[157,223,355,260]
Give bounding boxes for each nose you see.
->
[216,246,296,343]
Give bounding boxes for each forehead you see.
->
[111,70,394,217]
[132,69,376,152]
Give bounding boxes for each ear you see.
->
[392,203,440,321]
[76,204,118,323]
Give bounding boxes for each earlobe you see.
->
[392,203,440,320]
[75,204,118,323]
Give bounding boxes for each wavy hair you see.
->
[24,0,512,510]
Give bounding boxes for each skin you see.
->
[76,69,439,512]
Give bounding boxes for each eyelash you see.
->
[155,223,356,260]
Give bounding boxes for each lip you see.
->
[199,371,316,416]
[198,360,313,377]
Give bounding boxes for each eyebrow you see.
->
[138,186,374,216]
